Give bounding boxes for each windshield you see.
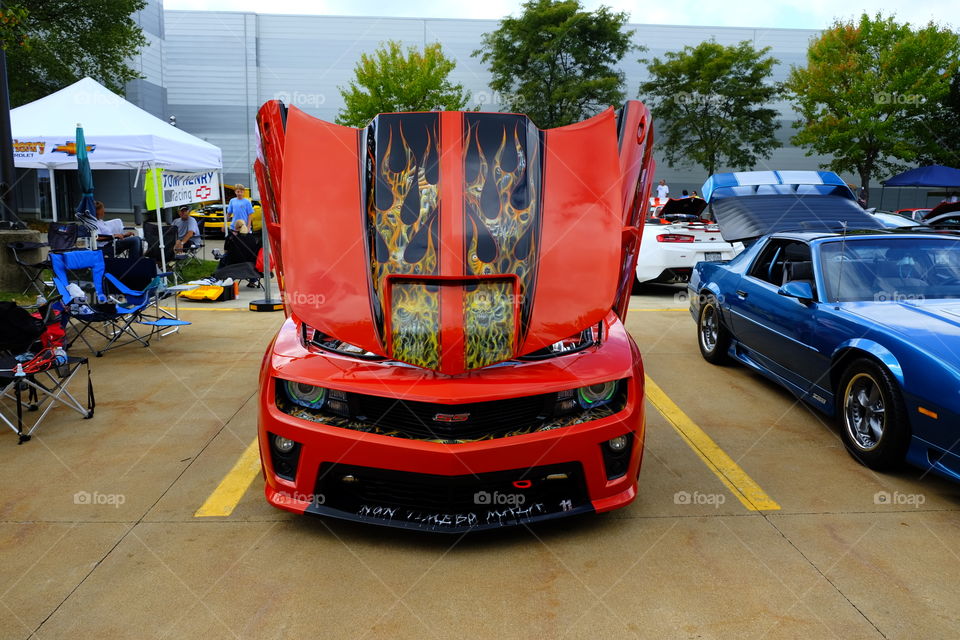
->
[819,236,960,302]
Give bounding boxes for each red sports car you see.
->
[252,100,655,531]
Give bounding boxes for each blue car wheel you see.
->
[697,294,731,365]
[838,359,910,470]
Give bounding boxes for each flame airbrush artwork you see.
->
[463,114,543,370]
[366,113,442,369]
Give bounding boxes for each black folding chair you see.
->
[0,301,94,443]
[47,223,81,252]
[178,219,205,269]
[6,222,85,295]
[144,221,187,277]
[6,241,49,295]
[213,230,262,288]
[104,257,185,335]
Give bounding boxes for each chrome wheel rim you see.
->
[700,303,718,353]
[844,373,885,451]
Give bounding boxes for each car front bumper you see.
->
[258,316,646,532]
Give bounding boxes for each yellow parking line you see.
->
[196,378,779,516]
[645,375,781,511]
[194,438,262,517]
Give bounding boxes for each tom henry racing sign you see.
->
[145,168,220,209]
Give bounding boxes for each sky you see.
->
[163,0,956,30]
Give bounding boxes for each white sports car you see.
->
[635,197,743,284]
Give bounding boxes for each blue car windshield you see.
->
[819,236,960,302]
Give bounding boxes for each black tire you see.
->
[836,358,910,470]
[697,294,731,364]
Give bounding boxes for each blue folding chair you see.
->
[49,250,189,357]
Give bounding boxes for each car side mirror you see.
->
[778,280,815,303]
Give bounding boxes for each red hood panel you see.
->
[278,106,624,374]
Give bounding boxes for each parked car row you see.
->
[635,196,743,284]
[249,89,960,533]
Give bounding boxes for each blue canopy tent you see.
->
[883,165,960,187]
[880,165,960,210]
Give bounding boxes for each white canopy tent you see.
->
[10,77,225,263]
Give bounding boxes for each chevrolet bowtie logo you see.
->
[433,412,470,423]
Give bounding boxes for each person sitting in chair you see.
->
[173,205,201,254]
[94,201,142,259]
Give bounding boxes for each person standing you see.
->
[656,179,670,200]
[227,184,254,232]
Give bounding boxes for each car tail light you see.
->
[656,233,695,243]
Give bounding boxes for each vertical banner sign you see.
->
[144,169,220,208]
[145,167,164,209]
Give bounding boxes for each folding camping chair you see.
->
[104,256,185,336]
[78,210,141,258]
[50,250,189,357]
[177,219,205,269]
[0,301,94,443]
[75,208,105,252]
[213,230,262,288]
[6,241,48,295]
[47,222,82,252]
[143,221,187,279]
[6,223,85,295]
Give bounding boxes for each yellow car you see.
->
[190,202,263,236]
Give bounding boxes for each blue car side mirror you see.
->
[778,280,815,302]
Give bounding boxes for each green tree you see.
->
[638,40,782,176]
[474,0,634,128]
[915,70,960,167]
[7,0,147,107]
[0,5,29,49]
[336,41,470,127]
[785,13,959,203]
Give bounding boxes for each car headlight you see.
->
[284,380,327,409]
[301,324,386,360]
[552,380,622,416]
[577,381,618,409]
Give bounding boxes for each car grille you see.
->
[276,380,630,443]
[316,462,589,515]
[350,392,553,440]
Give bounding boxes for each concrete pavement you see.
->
[1,287,958,639]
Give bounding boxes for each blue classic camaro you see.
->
[689,171,960,481]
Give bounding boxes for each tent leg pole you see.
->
[218,172,227,238]
[151,163,166,277]
[48,165,58,223]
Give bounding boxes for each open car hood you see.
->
[702,170,883,243]
[923,201,960,221]
[658,197,706,217]
[265,107,626,375]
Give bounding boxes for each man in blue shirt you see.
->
[227,184,254,231]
